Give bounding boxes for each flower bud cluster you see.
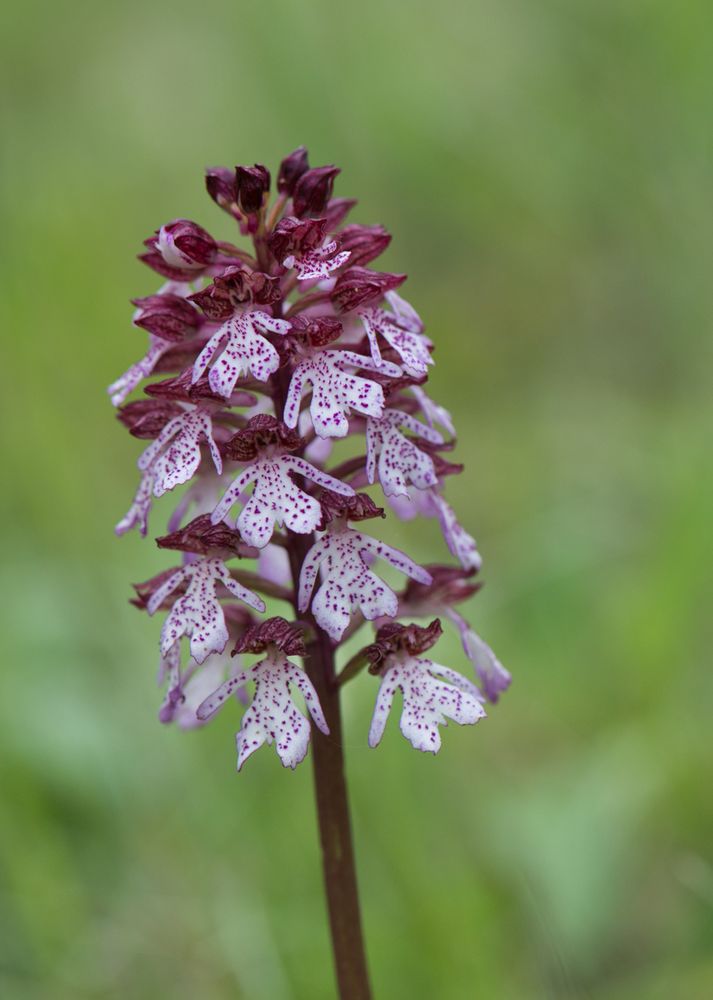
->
[110,148,509,769]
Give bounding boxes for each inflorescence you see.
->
[110,148,510,769]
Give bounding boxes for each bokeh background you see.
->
[2,1,712,997]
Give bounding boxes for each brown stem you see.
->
[287,535,372,1000]
[327,455,368,482]
[284,290,331,318]
[270,351,372,999]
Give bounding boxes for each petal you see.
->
[462,629,511,702]
[368,673,398,748]
[237,493,277,548]
[312,578,353,642]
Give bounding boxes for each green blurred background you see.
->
[2,0,712,997]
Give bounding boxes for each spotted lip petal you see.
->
[191,310,291,396]
[283,349,402,439]
[115,466,155,536]
[359,304,433,378]
[147,557,265,664]
[285,242,351,281]
[197,646,329,770]
[366,408,444,498]
[211,453,354,549]
[137,407,222,498]
[298,527,432,642]
[368,654,486,753]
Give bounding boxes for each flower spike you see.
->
[111,146,507,783]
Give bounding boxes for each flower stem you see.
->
[271,332,371,998]
[288,536,372,1000]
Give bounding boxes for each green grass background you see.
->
[1,1,712,997]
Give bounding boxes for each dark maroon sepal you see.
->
[289,314,343,347]
[370,368,428,399]
[189,264,282,319]
[415,439,464,479]
[337,224,391,268]
[156,514,248,557]
[138,248,192,282]
[143,368,228,404]
[268,216,328,262]
[292,166,340,217]
[235,164,271,214]
[332,267,407,312]
[223,414,303,461]
[117,399,182,439]
[162,219,218,267]
[132,293,201,342]
[317,490,385,530]
[232,616,306,656]
[205,166,237,209]
[152,340,210,375]
[323,197,357,229]
[402,565,481,608]
[364,619,443,673]
[277,146,310,196]
[131,567,186,611]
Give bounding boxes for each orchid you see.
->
[192,310,291,394]
[109,147,508,999]
[359,291,434,377]
[365,407,443,497]
[146,555,265,663]
[137,405,222,497]
[283,349,401,438]
[197,618,329,769]
[298,498,432,641]
[366,621,486,753]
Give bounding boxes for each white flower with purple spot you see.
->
[108,335,173,407]
[212,454,354,549]
[298,526,432,641]
[198,645,329,770]
[283,241,351,281]
[283,350,401,439]
[368,652,486,753]
[359,291,433,378]
[137,406,222,498]
[192,310,291,396]
[147,557,265,663]
[366,408,444,498]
